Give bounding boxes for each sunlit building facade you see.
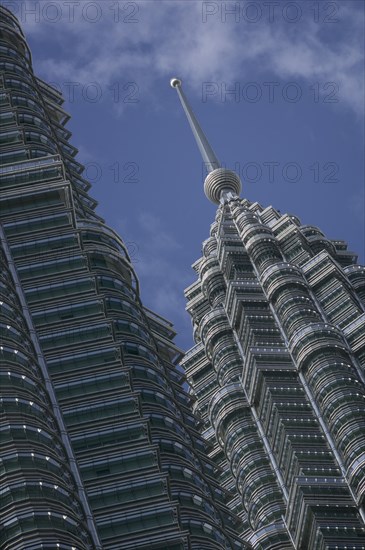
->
[0,7,250,550]
[170,79,365,549]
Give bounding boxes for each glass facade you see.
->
[167,75,365,549]
[182,187,365,548]
[0,7,249,550]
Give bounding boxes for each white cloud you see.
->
[5,0,363,115]
[348,188,365,225]
[138,212,182,252]
[115,212,191,324]
[135,212,189,319]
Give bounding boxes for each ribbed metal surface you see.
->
[183,193,365,549]
[204,168,242,204]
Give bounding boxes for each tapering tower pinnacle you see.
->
[173,78,365,549]
[170,77,242,203]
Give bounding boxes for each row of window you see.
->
[54,371,130,401]
[0,45,30,69]
[88,477,168,510]
[0,186,67,217]
[80,449,158,481]
[64,396,139,427]
[1,164,64,189]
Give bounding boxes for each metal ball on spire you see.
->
[204,168,242,204]
[170,77,182,88]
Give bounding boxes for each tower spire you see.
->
[170,77,242,204]
[170,78,220,173]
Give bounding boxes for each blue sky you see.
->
[4,0,364,351]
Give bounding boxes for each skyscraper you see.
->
[171,79,365,549]
[0,7,250,549]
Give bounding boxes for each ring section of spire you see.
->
[204,168,242,204]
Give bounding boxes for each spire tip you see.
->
[170,77,182,88]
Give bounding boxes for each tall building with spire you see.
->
[171,78,365,549]
[0,7,251,550]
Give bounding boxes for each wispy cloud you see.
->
[137,212,182,253]
[116,212,191,326]
[348,188,365,227]
[135,212,189,319]
[4,0,364,115]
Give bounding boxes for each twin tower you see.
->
[1,5,365,549]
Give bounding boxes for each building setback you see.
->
[0,7,250,550]
[170,79,365,549]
